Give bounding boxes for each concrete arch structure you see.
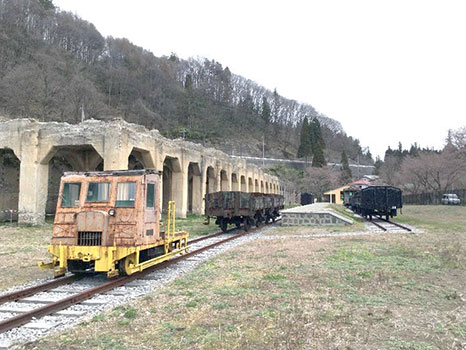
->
[0,119,281,224]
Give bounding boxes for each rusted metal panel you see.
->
[52,169,162,247]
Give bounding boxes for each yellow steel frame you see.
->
[39,200,189,278]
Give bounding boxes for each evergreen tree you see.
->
[309,118,326,167]
[373,156,383,175]
[339,151,352,184]
[297,117,311,160]
[261,96,271,124]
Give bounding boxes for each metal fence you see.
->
[403,189,466,205]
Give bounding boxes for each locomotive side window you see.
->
[116,182,136,207]
[61,183,81,207]
[86,182,110,202]
[146,183,155,208]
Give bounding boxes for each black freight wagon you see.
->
[350,186,402,220]
[300,192,315,205]
[205,191,284,231]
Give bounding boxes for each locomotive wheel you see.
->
[120,254,137,276]
[235,221,241,229]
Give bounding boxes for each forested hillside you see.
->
[0,0,371,163]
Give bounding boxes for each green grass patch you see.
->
[263,273,286,280]
[123,308,137,319]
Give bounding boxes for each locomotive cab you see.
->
[39,169,189,278]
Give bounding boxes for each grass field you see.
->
[22,205,466,350]
[0,222,52,290]
[0,215,218,291]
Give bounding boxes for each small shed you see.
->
[323,185,349,205]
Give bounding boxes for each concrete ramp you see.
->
[281,203,353,226]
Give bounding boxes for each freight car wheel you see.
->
[220,219,228,232]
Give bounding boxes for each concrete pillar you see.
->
[200,170,207,215]
[221,171,230,191]
[188,163,202,216]
[103,129,131,170]
[18,156,49,225]
[173,170,188,218]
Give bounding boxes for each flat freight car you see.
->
[350,186,402,220]
[205,191,284,231]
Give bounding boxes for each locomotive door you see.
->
[144,175,158,239]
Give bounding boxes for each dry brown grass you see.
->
[0,223,52,290]
[22,206,466,349]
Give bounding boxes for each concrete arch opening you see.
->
[128,148,155,170]
[45,145,103,217]
[265,182,269,193]
[0,148,20,221]
[248,177,253,193]
[255,179,259,192]
[162,156,182,214]
[261,180,264,193]
[220,170,229,191]
[240,175,246,192]
[188,162,202,215]
[206,166,216,194]
[231,173,239,191]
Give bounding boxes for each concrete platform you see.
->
[281,203,353,226]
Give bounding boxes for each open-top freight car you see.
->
[39,169,189,278]
[205,191,284,231]
[350,185,403,220]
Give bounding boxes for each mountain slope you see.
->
[0,0,371,164]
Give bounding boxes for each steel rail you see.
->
[0,275,80,306]
[366,219,387,231]
[0,220,278,334]
[379,218,412,232]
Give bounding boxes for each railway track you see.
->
[0,221,277,337]
[366,217,412,232]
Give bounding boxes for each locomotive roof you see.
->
[63,169,161,177]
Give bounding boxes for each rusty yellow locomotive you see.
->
[39,169,188,278]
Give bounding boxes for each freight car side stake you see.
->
[0,220,278,334]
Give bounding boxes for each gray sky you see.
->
[54,0,466,159]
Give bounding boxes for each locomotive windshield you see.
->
[116,182,136,207]
[86,182,110,202]
[61,182,81,207]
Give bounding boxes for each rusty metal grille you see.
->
[77,231,102,246]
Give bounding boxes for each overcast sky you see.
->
[54,0,466,159]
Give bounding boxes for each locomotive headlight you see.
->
[108,209,116,216]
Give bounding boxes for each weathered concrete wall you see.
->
[280,203,353,226]
[281,212,350,226]
[0,118,282,224]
